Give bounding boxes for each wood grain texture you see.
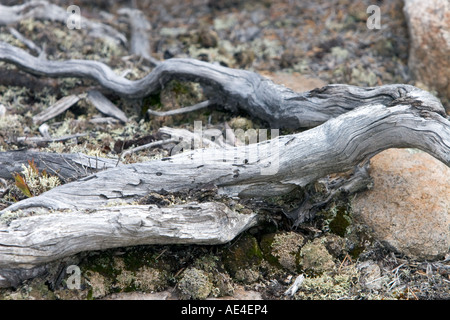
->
[1,41,439,129]
[2,94,448,216]
[0,41,449,288]
[0,150,120,181]
[0,203,258,288]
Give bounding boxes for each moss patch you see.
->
[223,234,263,282]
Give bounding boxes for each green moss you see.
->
[121,247,155,272]
[223,234,263,279]
[328,206,351,237]
[82,253,119,279]
[321,203,352,237]
[80,249,171,298]
[142,92,162,116]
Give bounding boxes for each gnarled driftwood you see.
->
[0,39,449,288]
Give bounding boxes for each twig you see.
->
[117,8,160,67]
[284,274,305,296]
[8,27,42,56]
[86,90,128,123]
[120,138,178,158]
[147,100,212,117]
[338,253,352,272]
[33,95,81,125]
[17,133,86,144]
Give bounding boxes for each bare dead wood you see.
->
[0,91,447,287]
[16,133,86,146]
[0,202,258,288]
[1,91,448,215]
[0,202,258,268]
[117,8,160,66]
[0,150,120,181]
[120,138,178,158]
[33,95,81,124]
[8,27,42,56]
[147,100,213,117]
[0,41,449,288]
[0,1,127,46]
[86,90,128,123]
[1,41,440,129]
[0,69,59,93]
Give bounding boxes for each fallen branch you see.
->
[120,138,178,158]
[118,8,160,66]
[0,1,127,46]
[16,133,86,146]
[0,150,120,181]
[2,91,448,214]
[0,92,447,287]
[8,27,43,56]
[0,41,438,129]
[0,38,449,289]
[86,90,128,123]
[33,95,81,125]
[0,202,258,288]
[147,100,213,117]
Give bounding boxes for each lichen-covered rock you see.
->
[178,267,213,300]
[298,238,335,276]
[403,0,450,101]
[260,231,305,272]
[352,149,450,260]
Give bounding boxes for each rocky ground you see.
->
[0,0,449,300]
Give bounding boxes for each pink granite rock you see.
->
[403,0,450,101]
[352,149,449,260]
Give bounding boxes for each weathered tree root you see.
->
[0,1,127,45]
[0,41,449,288]
[0,202,259,288]
[0,150,120,182]
[2,94,448,215]
[0,92,448,284]
[1,41,443,129]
